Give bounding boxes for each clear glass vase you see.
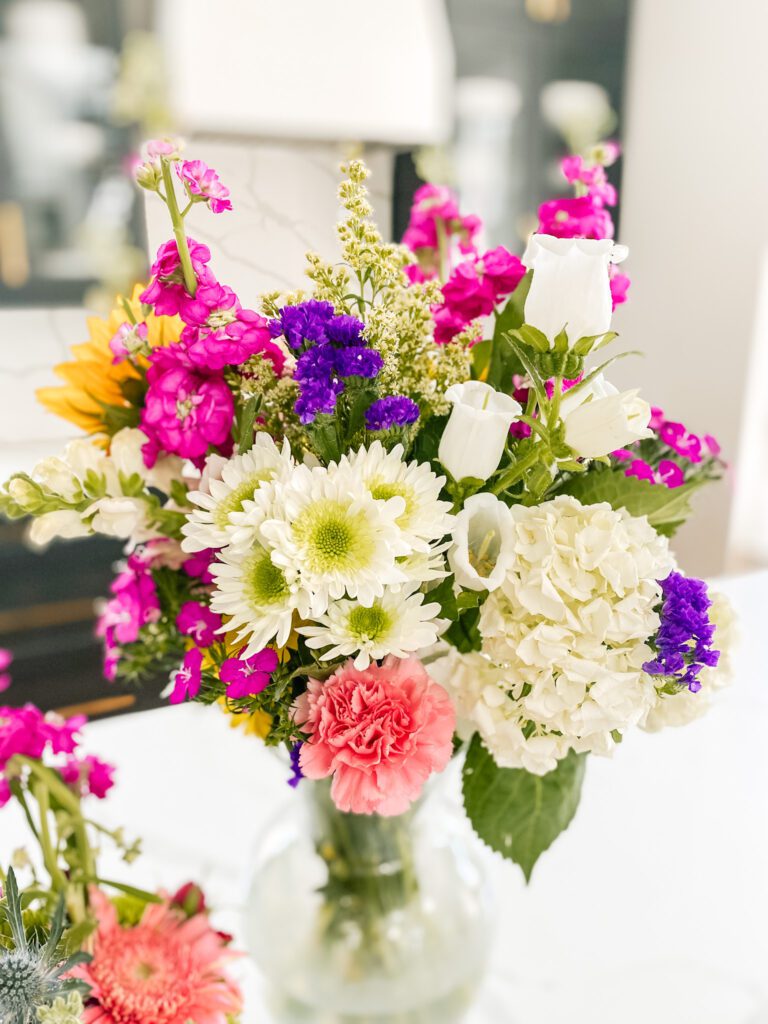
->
[245,772,493,1023]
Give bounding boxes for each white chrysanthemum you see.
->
[258,463,411,615]
[181,434,294,552]
[340,441,454,552]
[462,495,676,771]
[210,535,308,656]
[395,544,450,587]
[641,591,737,732]
[428,647,569,775]
[299,588,444,670]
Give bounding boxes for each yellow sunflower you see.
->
[36,284,183,436]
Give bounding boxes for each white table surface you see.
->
[3,571,768,1023]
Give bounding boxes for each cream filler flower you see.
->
[181,433,294,552]
[339,441,454,553]
[258,462,412,615]
[299,588,444,670]
[210,535,308,656]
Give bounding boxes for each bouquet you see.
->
[1,137,734,888]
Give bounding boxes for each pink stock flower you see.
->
[140,238,214,317]
[0,648,11,694]
[219,648,278,699]
[61,754,116,799]
[441,260,497,320]
[109,321,150,364]
[480,246,527,299]
[71,888,243,1024]
[0,704,94,806]
[140,348,234,464]
[432,304,468,344]
[183,549,217,585]
[538,195,614,240]
[145,138,183,160]
[169,647,204,704]
[177,159,233,214]
[401,184,482,256]
[176,601,222,647]
[97,562,160,647]
[181,313,286,374]
[294,656,456,816]
[178,280,239,328]
[610,268,631,309]
[404,263,435,285]
[458,213,483,253]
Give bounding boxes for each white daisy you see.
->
[259,462,411,616]
[181,433,294,552]
[209,537,307,656]
[299,588,444,670]
[340,441,454,552]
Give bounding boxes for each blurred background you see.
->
[0,0,766,714]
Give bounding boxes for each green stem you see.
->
[547,375,565,429]
[490,444,543,495]
[160,159,197,297]
[119,297,138,325]
[30,780,68,894]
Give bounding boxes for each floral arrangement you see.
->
[0,690,243,1023]
[0,137,735,890]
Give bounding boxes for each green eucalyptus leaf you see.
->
[462,736,586,881]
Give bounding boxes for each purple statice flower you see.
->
[643,572,720,693]
[325,314,366,346]
[269,300,336,349]
[335,346,383,378]
[365,396,420,431]
[287,742,304,788]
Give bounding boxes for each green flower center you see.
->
[214,471,273,529]
[347,603,391,643]
[294,499,374,575]
[246,549,289,607]
[370,481,413,529]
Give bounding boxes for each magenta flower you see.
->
[140,348,234,464]
[538,195,614,240]
[109,321,150,364]
[219,648,278,699]
[610,268,631,309]
[145,138,183,160]
[183,548,217,585]
[442,260,496,321]
[140,238,214,317]
[0,648,11,694]
[480,246,526,300]
[659,421,703,463]
[432,304,468,345]
[97,563,160,647]
[169,647,204,704]
[181,312,286,373]
[177,159,233,214]
[177,279,239,328]
[176,601,222,647]
[657,459,685,488]
[401,183,481,256]
[704,434,721,457]
[61,754,115,799]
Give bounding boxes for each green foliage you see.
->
[557,464,704,535]
[484,272,532,391]
[462,737,586,881]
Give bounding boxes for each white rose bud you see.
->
[522,234,628,345]
[449,493,516,592]
[109,428,150,481]
[560,374,653,458]
[439,382,522,483]
[28,510,89,547]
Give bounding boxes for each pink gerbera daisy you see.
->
[73,889,242,1024]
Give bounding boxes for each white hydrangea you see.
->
[641,591,737,732]
[437,496,676,773]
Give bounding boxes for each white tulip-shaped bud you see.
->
[439,382,522,483]
[33,457,80,501]
[27,510,89,547]
[449,493,516,592]
[522,234,628,345]
[560,374,653,458]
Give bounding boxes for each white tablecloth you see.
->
[3,572,768,1023]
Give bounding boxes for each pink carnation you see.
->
[71,889,242,1024]
[169,647,204,704]
[140,348,234,464]
[176,601,222,647]
[538,195,614,240]
[177,159,233,214]
[219,648,278,699]
[294,656,456,816]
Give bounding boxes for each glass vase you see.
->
[245,772,493,1023]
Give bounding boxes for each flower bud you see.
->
[8,476,43,511]
[439,382,522,483]
[560,375,652,458]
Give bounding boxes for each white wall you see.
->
[615,0,768,576]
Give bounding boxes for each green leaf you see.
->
[95,878,163,903]
[236,395,261,454]
[470,339,492,380]
[462,736,586,881]
[558,466,704,534]
[487,272,532,390]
